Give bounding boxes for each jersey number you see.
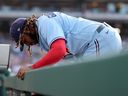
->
[44,12,56,18]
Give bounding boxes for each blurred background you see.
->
[0,0,128,73]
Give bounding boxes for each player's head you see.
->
[10,18,26,43]
[10,15,39,53]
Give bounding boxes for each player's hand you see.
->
[16,65,32,80]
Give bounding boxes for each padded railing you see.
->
[4,53,128,96]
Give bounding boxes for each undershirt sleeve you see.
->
[32,39,67,69]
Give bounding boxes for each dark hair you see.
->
[19,15,39,55]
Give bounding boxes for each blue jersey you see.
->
[36,12,103,55]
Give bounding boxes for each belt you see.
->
[96,24,105,33]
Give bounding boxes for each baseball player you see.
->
[10,12,122,79]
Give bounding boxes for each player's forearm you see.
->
[32,39,67,69]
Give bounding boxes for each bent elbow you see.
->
[57,46,67,57]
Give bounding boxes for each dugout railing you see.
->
[3,53,128,96]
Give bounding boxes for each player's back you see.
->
[52,12,103,55]
[53,12,102,35]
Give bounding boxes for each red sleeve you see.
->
[32,39,67,69]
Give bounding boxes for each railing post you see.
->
[0,69,9,96]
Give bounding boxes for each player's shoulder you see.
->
[37,15,51,25]
[38,15,47,21]
[37,15,58,28]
